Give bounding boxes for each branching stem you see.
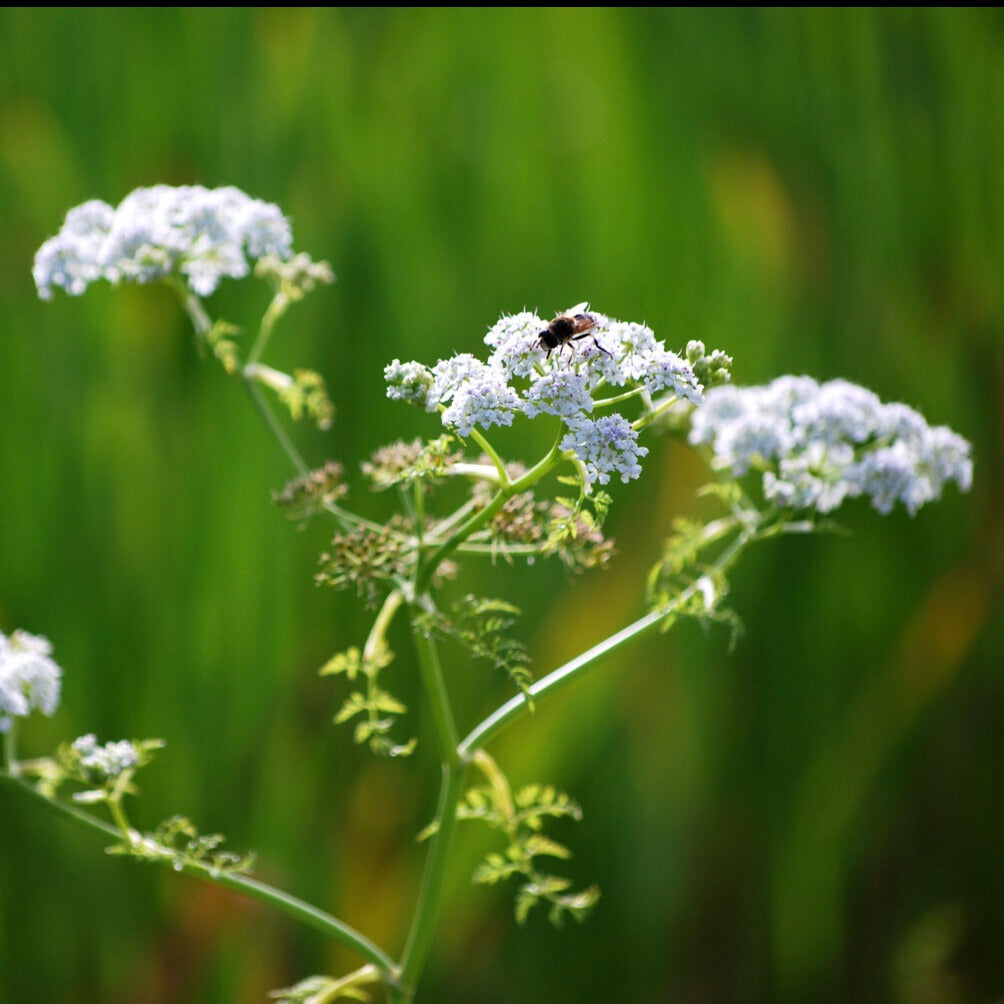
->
[459,522,758,755]
[1,773,401,986]
[418,433,565,591]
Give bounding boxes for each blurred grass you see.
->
[0,8,1000,1003]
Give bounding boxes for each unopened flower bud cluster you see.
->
[34,185,292,299]
[689,376,973,515]
[385,307,718,487]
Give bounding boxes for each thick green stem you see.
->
[1,773,400,984]
[396,761,467,994]
[392,605,470,997]
[418,438,565,592]
[409,608,461,765]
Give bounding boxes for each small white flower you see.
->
[428,354,493,408]
[790,379,882,446]
[72,733,140,779]
[384,359,433,407]
[34,185,293,299]
[0,629,62,732]
[391,305,724,478]
[763,441,857,513]
[441,372,521,437]
[641,348,702,405]
[522,369,594,420]
[561,414,649,487]
[691,376,972,516]
[485,310,547,378]
[690,384,797,475]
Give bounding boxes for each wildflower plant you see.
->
[5,185,973,1002]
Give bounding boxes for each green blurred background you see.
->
[0,8,1000,1003]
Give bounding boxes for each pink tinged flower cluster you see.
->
[689,376,972,516]
[0,629,62,732]
[34,185,293,299]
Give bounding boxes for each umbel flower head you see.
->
[0,629,62,732]
[71,733,140,781]
[385,305,731,488]
[689,376,973,515]
[34,185,292,299]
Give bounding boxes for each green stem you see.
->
[428,497,480,539]
[593,386,645,409]
[1,772,401,984]
[171,279,311,478]
[362,591,406,745]
[365,591,405,663]
[330,503,398,537]
[632,393,680,432]
[466,428,510,488]
[106,786,134,841]
[417,437,565,592]
[459,525,756,755]
[409,607,461,765]
[454,541,548,557]
[314,965,383,1004]
[448,463,503,485]
[413,480,426,545]
[242,376,310,476]
[3,725,16,775]
[175,282,213,338]
[392,604,471,996]
[248,292,288,365]
[458,607,668,756]
[396,761,467,994]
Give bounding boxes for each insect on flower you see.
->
[537,303,612,360]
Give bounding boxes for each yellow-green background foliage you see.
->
[1,9,1000,1003]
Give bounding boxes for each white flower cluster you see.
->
[385,305,711,486]
[0,629,62,732]
[561,414,648,486]
[71,733,140,779]
[34,185,293,299]
[689,376,973,515]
